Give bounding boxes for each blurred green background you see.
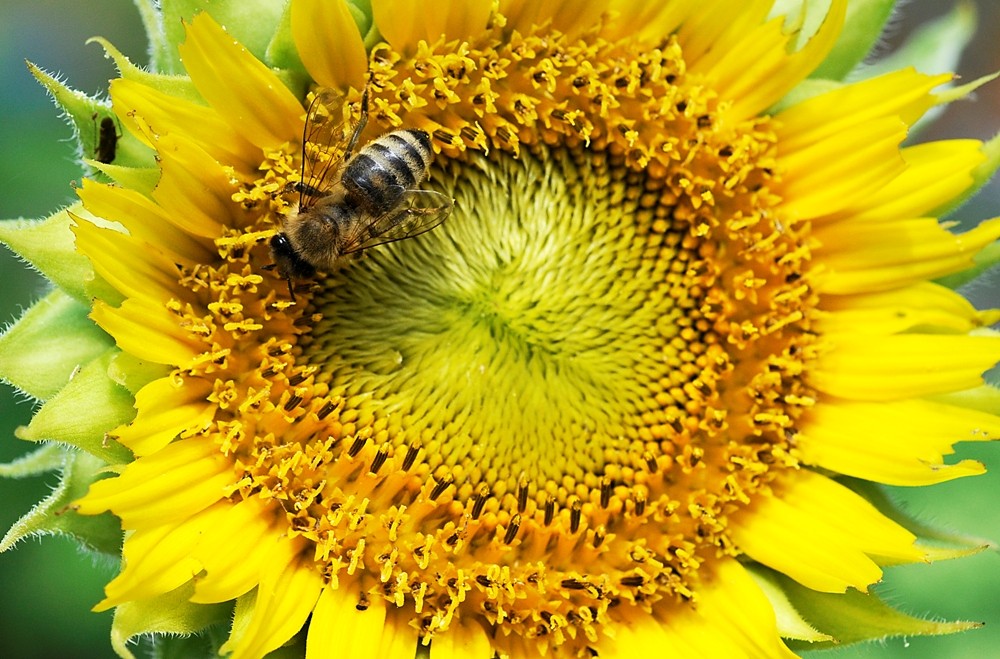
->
[0,1,999,658]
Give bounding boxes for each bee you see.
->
[269,85,453,298]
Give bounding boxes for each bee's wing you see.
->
[297,88,353,207]
[341,189,454,255]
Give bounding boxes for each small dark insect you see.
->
[269,83,454,299]
[92,113,121,164]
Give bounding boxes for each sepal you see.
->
[0,443,64,479]
[747,564,834,643]
[934,131,1000,225]
[847,478,995,563]
[0,450,123,555]
[0,288,112,401]
[108,351,173,396]
[810,0,896,80]
[26,60,154,174]
[756,568,981,651]
[109,582,231,659]
[861,2,976,80]
[16,349,135,465]
[0,208,94,303]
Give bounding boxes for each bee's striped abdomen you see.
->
[342,129,433,215]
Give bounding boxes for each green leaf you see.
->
[149,628,228,659]
[0,450,123,555]
[87,37,202,103]
[159,0,289,68]
[845,478,995,562]
[811,0,897,80]
[0,208,94,303]
[0,288,113,401]
[26,61,155,174]
[88,163,162,198]
[931,384,1000,415]
[771,568,981,652]
[108,351,172,396]
[110,583,231,659]
[747,564,834,643]
[934,129,1000,223]
[771,77,844,113]
[936,240,1000,290]
[133,0,173,74]
[0,443,65,479]
[860,1,976,79]
[17,349,135,465]
[265,3,307,76]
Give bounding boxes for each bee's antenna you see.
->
[286,278,297,303]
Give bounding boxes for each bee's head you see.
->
[268,232,316,300]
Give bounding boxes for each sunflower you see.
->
[4,0,1000,657]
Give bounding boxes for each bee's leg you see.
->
[343,80,370,162]
[288,181,326,197]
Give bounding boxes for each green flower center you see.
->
[305,146,692,492]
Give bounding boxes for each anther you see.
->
[402,442,421,471]
[347,435,368,457]
[369,446,389,474]
[471,484,490,520]
[570,499,582,533]
[317,400,337,420]
[543,496,555,526]
[517,474,529,513]
[430,476,452,501]
[503,514,521,544]
[283,394,303,411]
[634,492,646,516]
[599,477,613,509]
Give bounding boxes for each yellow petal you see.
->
[679,0,772,70]
[306,584,389,659]
[604,0,701,43]
[809,334,1000,400]
[797,398,1000,485]
[72,219,186,304]
[427,614,493,659]
[77,179,214,260]
[718,0,846,121]
[76,437,233,527]
[152,133,241,238]
[223,536,324,659]
[814,217,1000,294]
[96,502,232,610]
[110,77,259,170]
[191,498,281,603]
[733,471,920,592]
[499,0,608,38]
[817,281,994,333]
[776,69,951,154]
[777,117,907,223]
[114,376,215,456]
[819,139,985,224]
[693,559,799,659]
[91,298,201,366]
[374,0,493,50]
[178,13,303,149]
[292,0,368,90]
